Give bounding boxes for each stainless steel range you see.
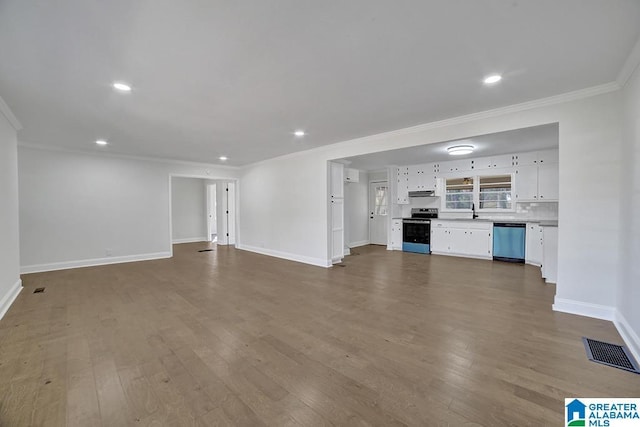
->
[402,208,438,254]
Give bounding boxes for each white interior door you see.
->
[217,181,236,246]
[369,181,388,245]
[206,184,217,242]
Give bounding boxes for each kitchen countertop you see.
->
[394,217,558,225]
[433,218,557,224]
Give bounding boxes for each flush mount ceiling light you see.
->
[112,82,132,92]
[95,139,108,146]
[219,156,228,161]
[294,130,306,137]
[483,74,502,85]
[447,145,474,156]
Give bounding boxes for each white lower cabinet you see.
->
[466,228,492,258]
[431,220,492,259]
[541,225,558,284]
[390,219,403,250]
[525,223,543,266]
[430,226,447,253]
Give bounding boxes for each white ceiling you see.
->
[342,123,559,171]
[0,1,639,166]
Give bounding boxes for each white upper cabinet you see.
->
[514,165,539,200]
[514,163,558,201]
[511,151,538,166]
[396,167,409,204]
[407,163,437,191]
[473,156,492,170]
[330,162,344,198]
[473,154,512,170]
[391,148,558,205]
[423,162,437,191]
[512,149,558,166]
[537,163,559,200]
[407,165,421,191]
[344,168,359,182]
[537,149,559,165]
[489,154,513,169]
[441,159,473,174]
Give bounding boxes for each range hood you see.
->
[408,190,436,197]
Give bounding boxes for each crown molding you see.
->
[243,81,620,169]
[0,95,22,131]
[617,36,640,88]
[17,141,240,170]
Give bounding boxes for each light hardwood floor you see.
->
[1,244,637,426]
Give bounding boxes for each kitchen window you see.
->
[479,175,512,209]
[443,174,514,211]
[445,177,474,210]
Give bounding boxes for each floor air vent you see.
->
[198,249,214,252]
[33,287,45,293]
[582,337,640,374]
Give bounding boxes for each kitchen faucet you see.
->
[472,202,479,219]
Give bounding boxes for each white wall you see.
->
[171,177,207,243]
[18,146,238,272]
[344,170,369,247]
[239,87,623,319]
[0,100,22,318]
[619,63,640,359]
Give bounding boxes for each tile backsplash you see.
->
[399,198,558,221]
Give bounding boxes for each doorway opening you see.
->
[169,177,238,252]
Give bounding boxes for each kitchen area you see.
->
[336,123,559,283]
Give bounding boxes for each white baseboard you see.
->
[431,251,492,261]
[552,297,615,321]
[20,252,172,274]
[614,310,640,364]
[0,279,22,320]
[552,298,640,364]
[349,240,370,248]
[236,244,331,268]
[172,237,209,244]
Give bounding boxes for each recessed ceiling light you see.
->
[112,82,132,92]
[219,156,228,161]
[294,130,305,137]
[447,145,474,156]
[483,74,502,85]
[95,139,108,146]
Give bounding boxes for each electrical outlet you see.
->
[105,248,113,257]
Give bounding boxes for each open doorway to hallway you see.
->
[170,177,237,247]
